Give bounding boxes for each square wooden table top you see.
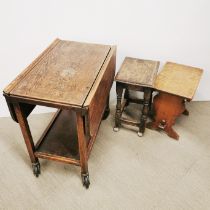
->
[154,62,203,100]
[4,39,112,107]
[115,57,160,87]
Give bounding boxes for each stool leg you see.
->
[149,90,153,114]
[165,120,179,140]
[124,88,130,107]
[138,88,152,137]
[114,83,123,132]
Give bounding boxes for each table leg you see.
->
[102,94,110,120]
[138,88,152,137]
[76,112,90,189]
[14,102,40,177]
[113,83,123,132]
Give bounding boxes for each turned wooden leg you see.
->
[149,91,152,112]
[138,88,152,137]
[148,90,154,118]
[102,94,110,120]
[124,88,130,107]
[114,83,123,132]
[76,112,90,189]
[13,102,40,177]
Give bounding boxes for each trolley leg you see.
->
[14,102,40,177]
[76,112,90,189]
[102,94,110,120]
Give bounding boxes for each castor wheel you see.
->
[32,162,41,177]
[102,108,110,120]
[81,173,90,189]
[113,127,119,132]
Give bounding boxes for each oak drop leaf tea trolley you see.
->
[114,57,160,136]
[3,39,116,188]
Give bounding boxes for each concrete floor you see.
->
[0,101,210,210]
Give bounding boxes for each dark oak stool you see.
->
[113,57,159,136]
[147,62,203,140]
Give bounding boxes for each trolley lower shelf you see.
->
[34,110,80,165]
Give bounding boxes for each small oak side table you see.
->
[113,57,159,136]
[147,62,203,140]
[3,39,116,188]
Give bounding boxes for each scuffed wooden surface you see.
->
[155,62,203,99]
[88,48,116,137]
[6,39,111,106]
[3,39,60,94]
[115,57,159,87]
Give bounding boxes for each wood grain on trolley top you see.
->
[155,62,203,100]
[115,57,160,87]
[4,39,111,107]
